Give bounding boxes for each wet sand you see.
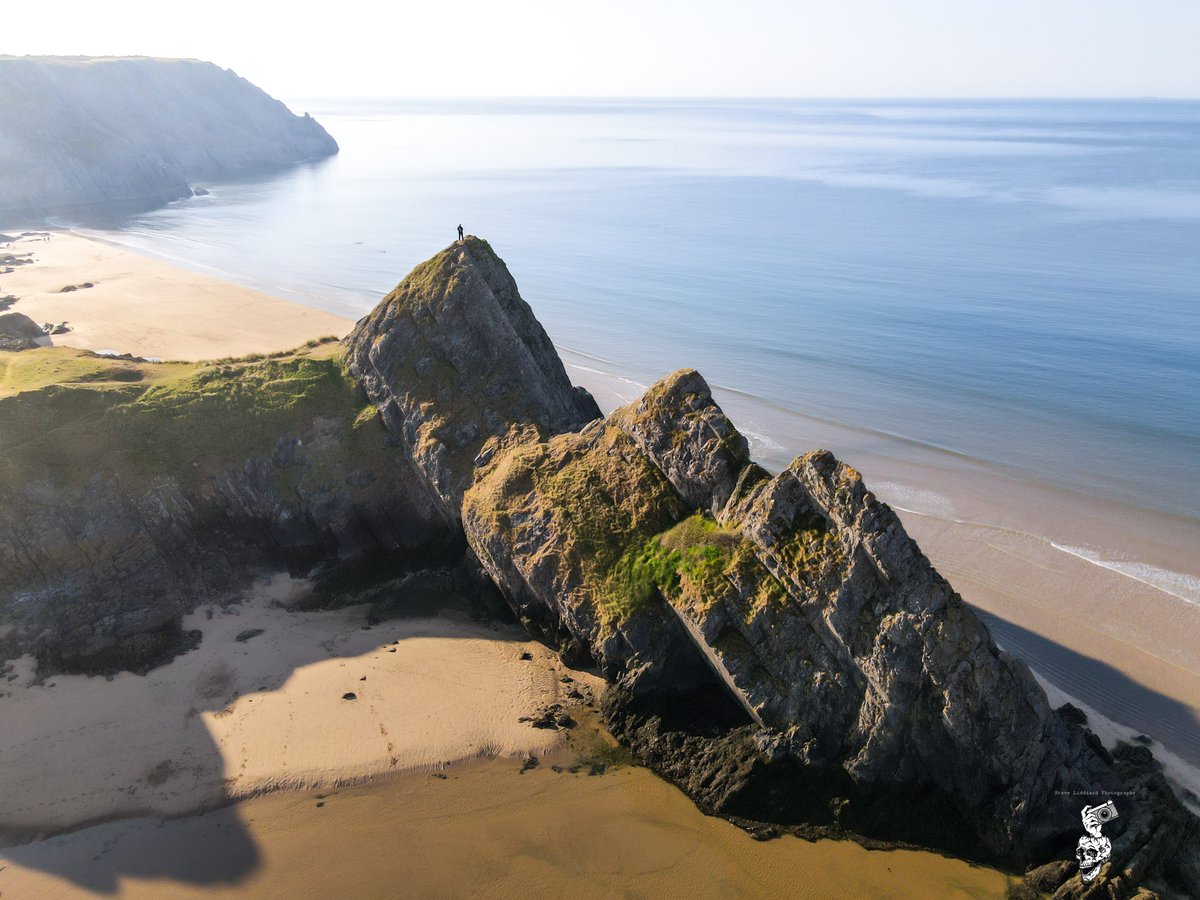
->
[0,232,354,360]
[0,749,1017,899]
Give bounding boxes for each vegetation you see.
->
[0,342,390,498]
[606,513,789,620]
[774,511,846,591]
[467,423,687,624]
[0,347,198,398]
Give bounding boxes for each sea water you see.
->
[92,98,1200,523]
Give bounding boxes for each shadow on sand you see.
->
[0,596,529,895]
[977,607,1200,769]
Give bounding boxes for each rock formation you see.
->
[1,237,1196,896]
[0,351,457,674]
[344,236,600,514]
[0,312,42,350]
[0,56,338,223]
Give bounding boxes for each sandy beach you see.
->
[0,574,589,843]
[0,751,1016,899]
[0,232,354,360]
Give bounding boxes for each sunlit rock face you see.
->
[345,236,601,516]
[0,56,338,222]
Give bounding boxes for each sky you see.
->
[5,0,1199,99]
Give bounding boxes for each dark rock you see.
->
[0,312,43,350]
[1024,859,1074,893]
[341,692,357,701]
[344,236,600,519]
[1057,703,1089,726]
[3,236,1196,896]
[234,628,264,643]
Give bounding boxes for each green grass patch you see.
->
[0,347,198,398]
[0,343,389,497]
[603,513,788,620]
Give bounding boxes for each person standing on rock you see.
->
[457,224,464,241]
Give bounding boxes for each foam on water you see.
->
[1051,544,1200,608]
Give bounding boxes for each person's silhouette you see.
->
[457,224,464,240]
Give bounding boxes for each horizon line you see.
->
[280,94,1200,103]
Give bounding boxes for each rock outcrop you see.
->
[462,371,1115,863]
[0,312,42,350]
[0,352,456,674]
[2,237,1197,895]
[344,236,600,515]
[0,56,338,223]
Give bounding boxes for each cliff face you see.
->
[344,237,601,516]
[461,371,1115,862]
[0,57,338,223]
[0,348,456,674]
[367,240,1196,895]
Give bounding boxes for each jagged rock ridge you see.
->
[0,56,338,223]
[1,237,1196,896]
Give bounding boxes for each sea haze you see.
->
[91,98,1200,523]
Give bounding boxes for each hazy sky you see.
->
[7,0,1199,99]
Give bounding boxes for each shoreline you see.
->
[1,226,1196,894]
[6,229,1195,771]
[0,231,355,361]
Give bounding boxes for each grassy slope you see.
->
[0,341,391,499]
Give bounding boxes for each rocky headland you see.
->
[0,56,338,223]
[1,237,1197,897]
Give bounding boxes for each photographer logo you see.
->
[1076,800,1118,883]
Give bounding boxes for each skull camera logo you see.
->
[1076,800,1118,883]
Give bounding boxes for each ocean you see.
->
[86,98,1200,621]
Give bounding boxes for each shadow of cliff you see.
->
[0,592,527,894]
[975,608,1200,769]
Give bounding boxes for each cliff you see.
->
[2,238,1197,896]
[0,344,457,674]
[0,57,338,223]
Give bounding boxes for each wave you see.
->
[1050,544,1200,607]
[872,482,957,518]
[888,495,1200,610]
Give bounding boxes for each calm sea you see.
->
[89,99,1200,527]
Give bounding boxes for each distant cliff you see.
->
[0,56,338,223]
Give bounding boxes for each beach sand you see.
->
[0,232,354,360]
[0,233,1187,896]
[0,574,588,843]
[0,726,1017,900]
